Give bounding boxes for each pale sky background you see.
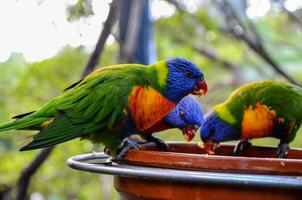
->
[0,0,301,62]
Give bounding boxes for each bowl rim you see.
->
[67,152,302,189]
[123,142,302,175]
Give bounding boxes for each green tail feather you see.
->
[0,118,48,132]
[20,113,89,151]
[12,111,36,119]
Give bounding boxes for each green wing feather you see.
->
[20,113,94,150]
[0,64,155,150]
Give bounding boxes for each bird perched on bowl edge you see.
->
[199,80,302,158]
[0,57,207,159]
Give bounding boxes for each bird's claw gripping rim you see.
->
[146,135,169,151]
[116,137,140,161]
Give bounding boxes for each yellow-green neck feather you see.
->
[214,103,237,125]
[152,60,168,89]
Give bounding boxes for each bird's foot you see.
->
[116,137,140,161]
[277,142,289,158]
[146,135,169,151]
[233,140,252,156]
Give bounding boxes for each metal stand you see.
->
[67,152,302,189]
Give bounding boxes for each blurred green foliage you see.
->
[0,2,302,199]
[0,46,120,199]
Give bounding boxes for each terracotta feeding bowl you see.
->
[124,142,302,175]
[67,142,302,200]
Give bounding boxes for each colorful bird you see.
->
[199,80,302,158]
[0,57,207,159]
[162,96,204,141]
[110,95,204,158]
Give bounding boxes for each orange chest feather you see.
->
[241,103,276,139]
[128,86,176,131]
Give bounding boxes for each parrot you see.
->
[199,80,302,158]
[115,95,204,158]
[160,95,204,142]
[0,57,207,159]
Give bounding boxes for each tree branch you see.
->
[165,0,185,12]
[215,0,301,86]
[167,1,244,84]
[0,185,12,200]
[16,1,120,199]
[171,20,244,85]
[192,44,244,85]
[83,0,120,76]
[17,147,54,200]
[280,0,302,28]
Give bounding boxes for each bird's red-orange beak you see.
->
[182,126,198,142]
[202,141,219,155]
[192,79,208,96]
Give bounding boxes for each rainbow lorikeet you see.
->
[0,57,207,158]
[115,96,204,158]
[161,96,204,141]
[199,80,302,158]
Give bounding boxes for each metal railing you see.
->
[67,152,302,189]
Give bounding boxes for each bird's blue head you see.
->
[164,96,204,141]
[164,57,207,103]
[199,111,239,154]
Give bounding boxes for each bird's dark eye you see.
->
[179,111,185,119]
[185,71,193,78]
[209,127,215,136]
